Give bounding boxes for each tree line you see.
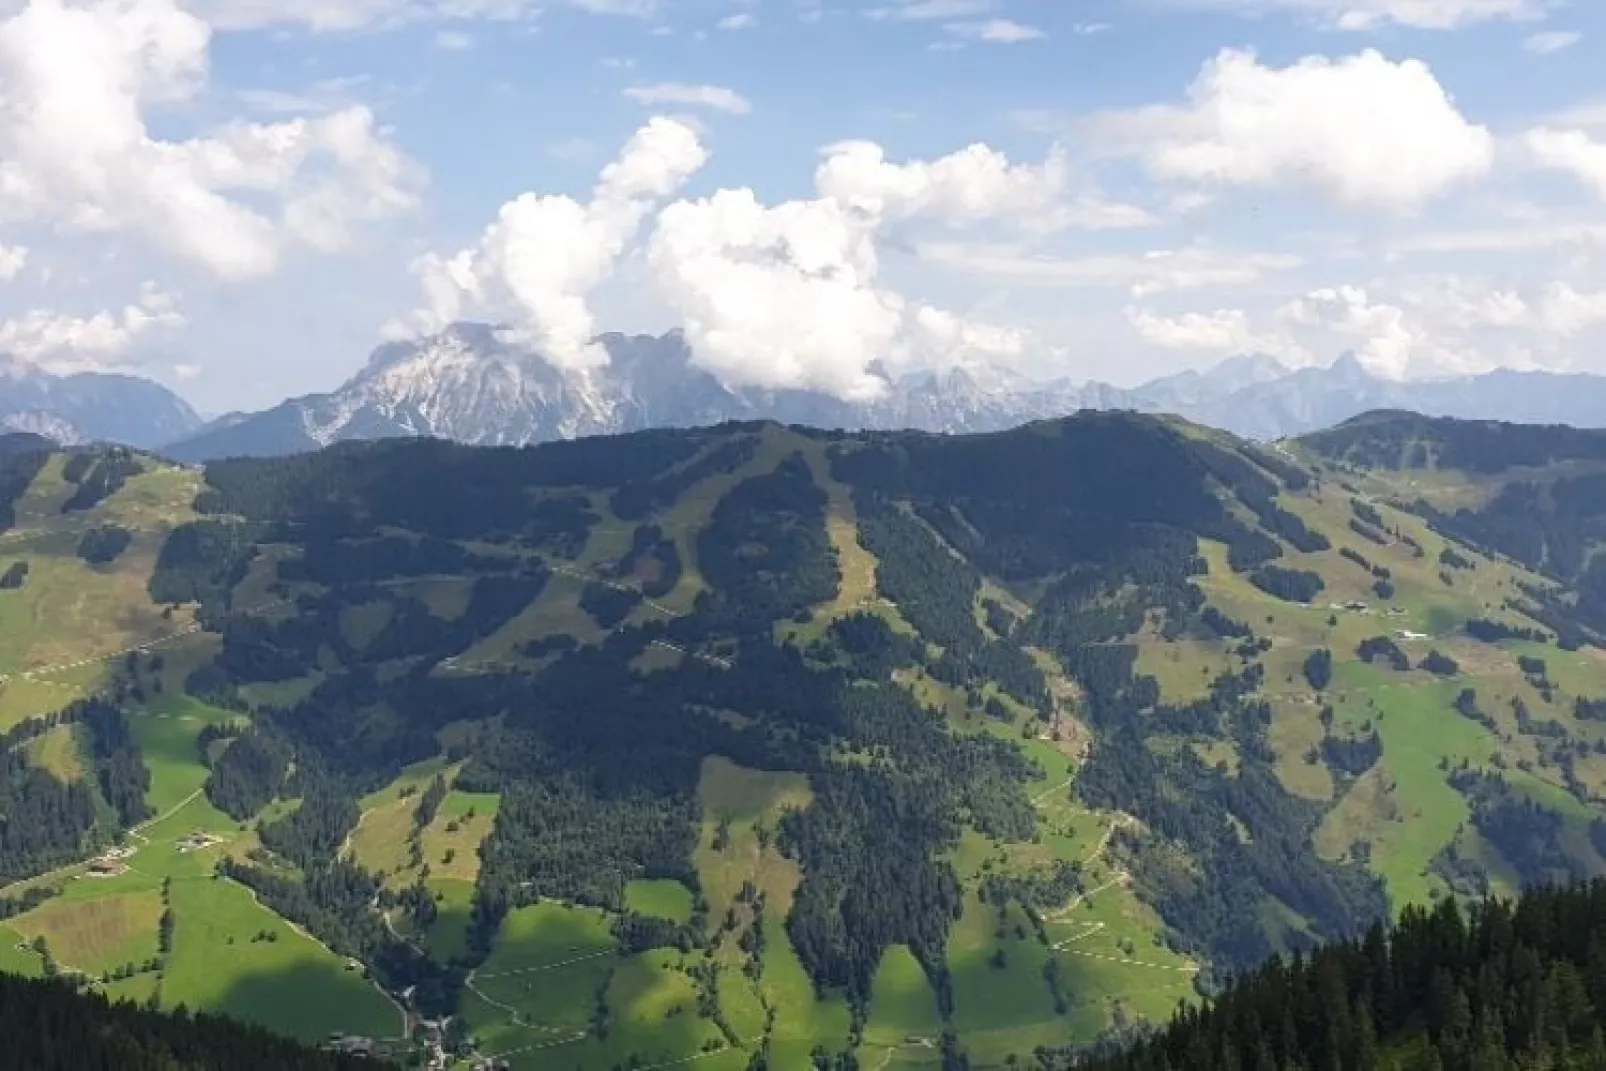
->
[1069,880,1606,1071]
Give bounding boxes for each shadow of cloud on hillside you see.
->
[207,957,404,1047]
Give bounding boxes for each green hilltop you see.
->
[2,411,1606,1068]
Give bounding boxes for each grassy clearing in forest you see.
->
[21,722,86,781]
[10,889,163,974]
[623,879,695,923]
[863,944,943,1052]
[163,874,400,1042]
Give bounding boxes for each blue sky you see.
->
[0,0,1603,412]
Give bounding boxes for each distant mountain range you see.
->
[162,325,1137,461]
[0,357,201,448]
[8,326,1606,458]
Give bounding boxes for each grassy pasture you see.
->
[163,874,400,1042]
[623,879,695,923]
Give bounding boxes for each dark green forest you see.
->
[0,971,377,1070]
[1071,880,1606,1071]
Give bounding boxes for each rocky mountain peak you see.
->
[158,323,1606,462]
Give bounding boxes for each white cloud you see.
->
[1088,48,1493,211]
[814,140,1067,224]
[1524,30,1580,54]
[912,306,1026,363]
[716,10,756,28]
[942,18,1044,42]
[1175,0,1548,30]
[1527,128,1606,200]
[647,188,1028,400]
[0,244,25,282]
[1534,283,1606,336]
[1130,272,1606,382]
[648,189,902,400]
[1273,284,1494,378]
[1387,275,1606,345]
[0,0,422,280]
[1124,307,1302,358]
[279,108,424,254]
[0,281,183,372]
[392,117,707,370]
[171,361,202,381]
[1399,277,1533,330]
[643,137,1134,400]
[810,139,1152,231]
[919,242,1303,294]
[433,29,474,48]
[623,83,752,115]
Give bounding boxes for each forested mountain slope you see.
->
[1072,879,1606,1071]
[0,971,377,1070]
[1300,411,1606,651]
[2,411,1606,1068]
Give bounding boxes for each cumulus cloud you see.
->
[1127,270,1606,381]
[393,117,707,370]
[813,140,1089,228]
[0,244,25,282]
[911,306,1026,362]
[1400,278,1532,331]
[1274,287,1416,376]
[1269,284,1509,378]
[648,190,907,400]
[1175,0,1547,29]
[645,138,1085,399]
[1533,283,1606,336]
[395,121,1155,398]
[1527,128,1606,200]
[1124,306,1301,358]
[942,18,1044,42]
[1088,48,1493,211]
[0,281,183,372]
[1378,275,1606,353]
[716,10,755,28]
[805,136,1150,235]
[646,191,1030,400]
[0,0,422,279]
[622,83,752,115]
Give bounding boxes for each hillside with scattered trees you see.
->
[1,413,1606,1068]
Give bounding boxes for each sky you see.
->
[0,0,1604,414]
